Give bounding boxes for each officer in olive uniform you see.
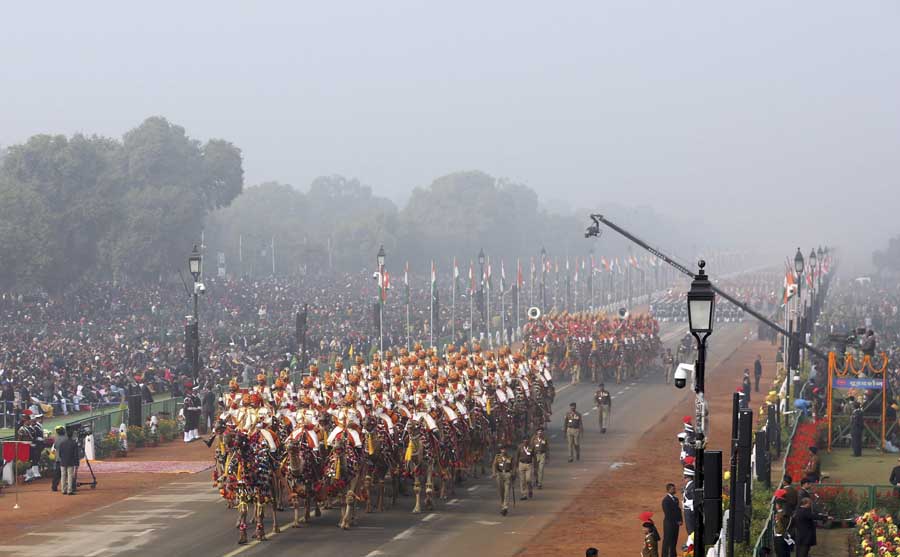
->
[516,436,534,499]
[531,427,549,489]
[564,402,583,462]
[595,383,611,433]
[492,445,515,515]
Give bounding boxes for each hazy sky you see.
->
[3,2,898,265]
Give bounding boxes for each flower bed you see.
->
[852,511,900,556]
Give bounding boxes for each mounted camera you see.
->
[674,363,694,389]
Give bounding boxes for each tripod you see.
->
[75,435,98,489]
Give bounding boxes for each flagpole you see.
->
[501,260,506,346]
[452,258,456,345]
[430,260,434,349]
[405,262,410,351]
[486,257,492,348]
[469,260,474,346]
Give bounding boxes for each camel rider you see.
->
[492,445,515,516]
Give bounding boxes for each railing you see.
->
[752,381,810,556]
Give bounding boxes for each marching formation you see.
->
[207,342,555,544]
[205,309,663,545]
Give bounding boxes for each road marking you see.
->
[467,485,479,492]
[422,513,438,522]
[557,384,573,393]
[393,527,417,540]
[475,520,501,525]
[133,528,155,537]
[85,550,107,557]
[365,551,386,557]
[447,498,460,505]
[615,391,624,395]
[220,518,299,557]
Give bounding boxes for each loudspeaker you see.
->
[128,394,143,427]
[755,430,770,487]
[702,450,723,546]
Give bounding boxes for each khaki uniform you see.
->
[564,410,583,461]
[492,452,514,514]
[532,434,548,488]
[516,444,534,498]
[595,389,611,433]
[642,531,660,557]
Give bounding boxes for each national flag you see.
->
[431,260,436,289]
[601,256,610,272]
[574,257,579,283]
[517,259,524,288]
[500,260,506,292]
[469,260,475,294]
[487,260,492,289]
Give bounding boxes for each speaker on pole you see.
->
[703,450,723,546]
[755,430,771,487]
[128,393,143,427]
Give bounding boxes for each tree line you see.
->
[0,117,689,294]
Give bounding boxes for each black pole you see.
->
[727,392,738,557]
[693,335,707,557]
[192,289,199,377]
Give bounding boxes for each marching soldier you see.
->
[682,457,695,536]
[563,402,583,463]
[18,409,42,483]
[531,426,549,489]
[594,382,611,433]
[491,445,515,516]
[516,436,534,500]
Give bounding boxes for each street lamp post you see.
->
[479,248,486,341]
[188,244,202,377]
[687,260,716,557]
[808,248,818,317]
[377,245,386,355]
[793,248,805,383]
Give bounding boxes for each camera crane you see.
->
[585,213,828,360]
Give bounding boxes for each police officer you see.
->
[595,383,611,433]
[491,445,514,516]
[564,402,583,462]
[531,427,549,489]
[516,436,534,499]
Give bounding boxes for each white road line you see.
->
[475,520,501,525]
[615,391,624,395]
[393,527,417,540]
[133,528,155,537]
[85,550,107,557]
[557,383,573,393]
[365,551,386,557]
[467,485,479,492]
[447,498,461,506]
[422,513,438,522]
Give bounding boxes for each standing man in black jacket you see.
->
[792,497,828,557]
[753,355,763,392]
[661,482,682,557]
[57,431,79,495]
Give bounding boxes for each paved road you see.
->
[0,322,753,557]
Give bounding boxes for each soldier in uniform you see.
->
[18,409,43,483]
[641,521,660,557]
[531,426,549,489]
[850,402,863,457]
[563,402,583,462]
[594,382,611,433]
[682,458,695,536]
[516,436,534,499]
[491,445,515,516]
[183,388,201,443]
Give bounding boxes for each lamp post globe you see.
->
[794,247,805,276]
[478,248,485,266]
[808,248,817,274]
[189,244,202,282]
[687,260,715,337]
[377,245,386,268]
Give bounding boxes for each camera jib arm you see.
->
[585,213,828,360]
